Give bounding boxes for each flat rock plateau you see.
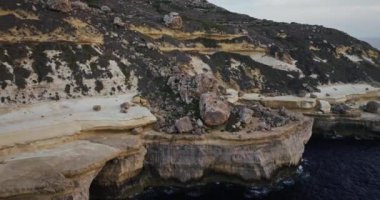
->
[0,0,380,199]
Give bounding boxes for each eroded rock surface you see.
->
[0,95,313,200]
[143,116,313,183]
[0,0,379,199]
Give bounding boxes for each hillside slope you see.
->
[0,0,379,125]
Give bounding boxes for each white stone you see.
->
[318,100,331,113]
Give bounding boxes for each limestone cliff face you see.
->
[0,116,312,200]
[144,117,312,183]
[89,117,313,199]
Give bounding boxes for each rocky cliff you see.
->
[0,94,312,199]
[0,0,379,199]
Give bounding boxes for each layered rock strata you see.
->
[0,95,313,200]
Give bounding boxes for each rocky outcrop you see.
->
[90,117,313,199]
[312,112,380,139]
[144,117,312,184]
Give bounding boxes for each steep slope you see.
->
[0,0,379,105]
[0,1,379,199]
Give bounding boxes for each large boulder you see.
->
[318,100,331,114]
[200,92,231,126]
[163,12,183,29]
[46,0,72,13]
[365,101,380,114]
[175,117,194,133]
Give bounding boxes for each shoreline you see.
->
[0,83,379,199]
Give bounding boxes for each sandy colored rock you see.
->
[318,100,331,113]
[0,140,121,199]
[0,159,73,199]
[144,117,313,183]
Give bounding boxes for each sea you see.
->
[133,138,380,200]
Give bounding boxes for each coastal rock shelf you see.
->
[241,84,380,111]
[241,84,380,139]
[311,112,380,139]
[0,94,313,200]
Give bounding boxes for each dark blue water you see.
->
[134,139,380,200]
